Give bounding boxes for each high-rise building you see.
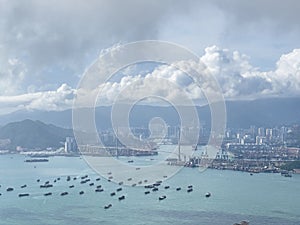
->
[258,127,265,137]
[64,137,77,153]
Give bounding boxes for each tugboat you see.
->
[205,192,211,198]
[118,195,125,201]
[152,187,159,192]
[104,204,112,209]
[159,195,166,201]
[6,187,14,192]
[187,188,193,193]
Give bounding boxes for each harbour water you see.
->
[0,148,299,225]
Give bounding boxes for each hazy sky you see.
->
[0,0,300,114]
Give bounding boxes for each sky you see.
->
[0,0,300,114]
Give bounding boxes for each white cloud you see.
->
[0,84,76,115]
[94,46,300,105]
[1,46,300,115]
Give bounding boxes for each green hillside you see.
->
[0,119,73,150]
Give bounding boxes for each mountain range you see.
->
[0,97,300,150]
[0,97,299,129]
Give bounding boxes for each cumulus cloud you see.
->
[0,84,76,115]
[1,0,300,95]
[1,46,300,114]
[94,46,300,105]
[1,1,300,114]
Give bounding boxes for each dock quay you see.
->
[78,145,158,157]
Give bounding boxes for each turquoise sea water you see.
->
[0,152,299,225]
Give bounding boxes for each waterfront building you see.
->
[64,137,77,153]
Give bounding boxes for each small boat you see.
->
[108,176,113,180]
[79,191,84,195]
[116,187,122,192]
[60,192,68,196]
[67,176,71,181]
[187,188,193,193]
[138,181,142,185]
[57,177,61,181]
[128,160,134,163]
[187,185,193,189]
[136,167,140,170]
[96,185,102,188]
[40,184,53,188]
[96,178,101,181]
[205,192,211,198]
[144,191,150,195]
[176,187,181,191]
[69,185,75,188]
[45,181,50,185]
[110,192,116,196]
[159,195,166,201]
[118,181,123,185]
[95,189,104,192]
[131,183,137,187]
[118,195,125,201]
[104,204,112,209]
[144,180,148,183]
[73,177,77,180]
[36,179,40,182]
[163,175,168,178]
[145,184,154,189]
[127,178,132,181]
[44,192,52,196]
[153,183,161,187]
[89,183,94,186]
[20,184,27,188]
[80,180,87,184]
[284,174,292,177]
[6,187,14,192]
[152,187,159,192]
[107,172,112,175]
[250,173,253,176]
[164,186,170,189]
[18,193,29,197]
